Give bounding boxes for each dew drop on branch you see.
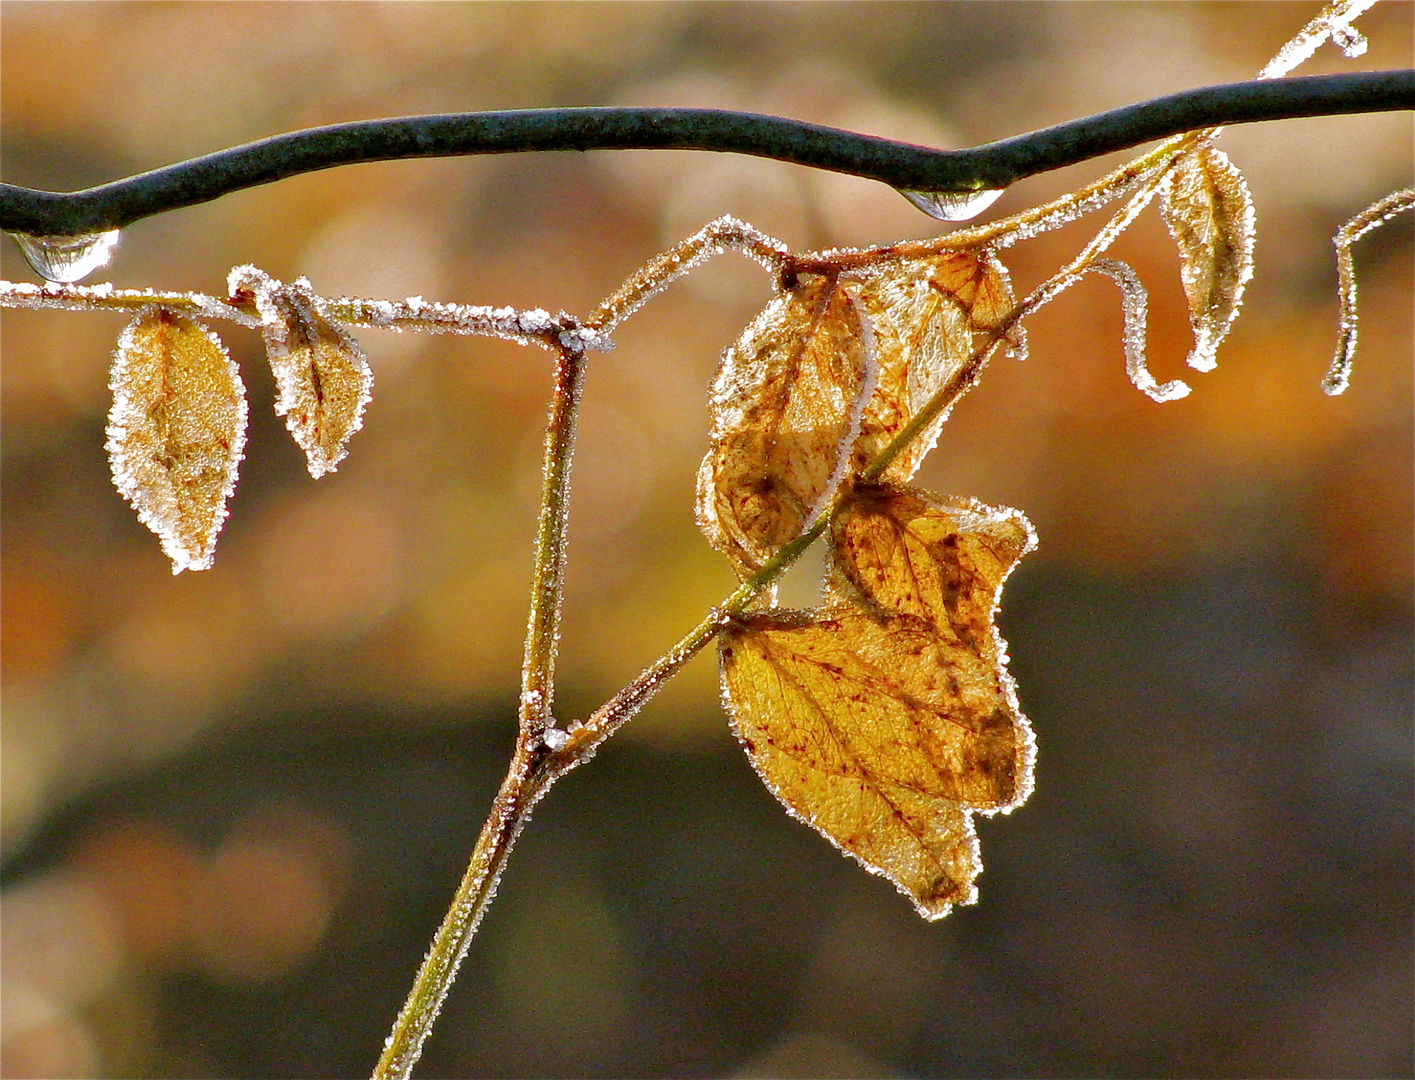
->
[899,188,1005,222]
[9,230,121,283]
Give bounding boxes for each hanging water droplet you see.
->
[10,229,121,283]
[899,188,1005,222]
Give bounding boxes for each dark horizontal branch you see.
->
[2,71,1411,237]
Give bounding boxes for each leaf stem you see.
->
[519,341,587,733]
[559,521,829,759]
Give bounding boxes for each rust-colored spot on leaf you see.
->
[105,306,247,573]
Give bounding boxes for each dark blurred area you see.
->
[2,3,1411,1078]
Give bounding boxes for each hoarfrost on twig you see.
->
[1258,0,1376,79]
[1088,259,1191,403]
[1323,187,1415,395]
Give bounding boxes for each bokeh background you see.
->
[2,3,1411,1077]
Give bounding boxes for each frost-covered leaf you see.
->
[695,248,1020,577]
[828,482,1035,633]
[696,273,872,577]
[1159,146,1255,373]
[231,267,372,477]
[106,306,247,573]
[848,250,1017,482]
[719,482,1034,919]
[720,599,1034,920]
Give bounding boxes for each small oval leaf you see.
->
[234,267,373,478]
[105,306,247,573]
[1159,145,1255,373]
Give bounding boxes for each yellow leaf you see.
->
[1159,145,1255,373]
[720,601,1033,919]
[105,307,247,573]
[848,250,1018,482]
[720,485,1034,917]
[828,482,1036,636]
[696,249,1018,578]
[236,268,373,478]
[696,272,870,577]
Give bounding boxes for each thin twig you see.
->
[1323,185,1415,394]
[372,742,553,1080]
[1,72,1409,236]
[374,336,589,1080]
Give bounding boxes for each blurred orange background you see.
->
[2,3,1410,1078]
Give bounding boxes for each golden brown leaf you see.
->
[720,599,1033,919]
[721,484,1034,917]
[696,250,1017,578]
[242,271,372,478]
[848,250,1017,482]
[829,482,1036,636]
[1159,145,1255,373]
[105,306,247,573]
[696,272,871,577]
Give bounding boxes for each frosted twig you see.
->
[1259,0,1377,80]
[1324,186,1415,395]
[1016,163,1173,321]
[1,274,614,352]
[1015,175,1196,405]
[1088,259,1191,403]
[0,279,261,326]
[585,216,788,334]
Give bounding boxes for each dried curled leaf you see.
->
[232,267,373,478]
[848,250,1018,482]
[721,486,1034,918]
[696,273,872,577]
[696,248,1018,577]
[105,306,247,573]
[1159,146,1255,373]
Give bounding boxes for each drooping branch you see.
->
[1,71,1410,237]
